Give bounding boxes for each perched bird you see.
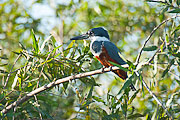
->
[70,27,136,91]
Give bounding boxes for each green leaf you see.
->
[176,80,180,86]
[166,92,179,107]
[121,101,127,116]
[169,8,180,13]
[63,82,69,91]
[175,42,180,46]
[0,69,8,74]
[162,68,169,78]
[87,85,93,99]
[127,60,136,69]
[0,55,8,60]
[31,29,39,54]
[162,59,175,77]
[139,74,144,97]
[19,42,26,50]
[92,96,105,104]
[127,113,145,119]
[0,64,8,66]
[143,46,158,51]
[171,24,180,35]
[117,75,133,95]
[169,0,172,4]
[161,6,170,14]
[128,89,140,104]
[177,0,180,5]
[109,61,129,72]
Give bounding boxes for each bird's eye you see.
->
[88,31,93,36]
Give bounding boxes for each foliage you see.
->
[0,0,180,119]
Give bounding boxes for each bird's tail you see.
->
[113,69,136,91]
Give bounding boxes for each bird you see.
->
[70,27,136,91]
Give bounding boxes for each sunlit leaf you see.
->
[92,96,106,104]
[19,42,26,50]
[31,29,39,54]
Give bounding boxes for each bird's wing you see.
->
[103,41,127,65]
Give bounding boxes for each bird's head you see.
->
[70,27,110,41]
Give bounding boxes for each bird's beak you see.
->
[70,34,89,40]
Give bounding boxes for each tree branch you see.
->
[135,71,173,119]
[135,15,180,65]
[134,42,174,119]
[1,65,126,114]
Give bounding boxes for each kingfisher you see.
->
[70,27,136,91]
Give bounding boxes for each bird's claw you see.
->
[101,67,105,73]
[101,66,113,72]
[109,66,113,71]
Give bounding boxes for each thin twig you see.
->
[0,90,14,103]
[34,95,43,120]
[146,0,168,4]
[134,40,174,119]
[135,71,173,120]
[153,64,180,80]
[135,15,180,65]
[3,54,22,88]
[37,51,51,88]
[135,44,174,119]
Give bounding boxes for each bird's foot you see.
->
[109,66,113,71]
[101,67,105,73]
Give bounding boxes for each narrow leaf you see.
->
[166,92,179,107]
[171,24,180,35]
[19,42,26,50]
[169,8,180,13]
[31,29,39,54]
[175,80,180,86]
[162,68,169,78]
[127,113,145,119]
[128,89,140,104]
[169,0,172,4]
[143,46,158,51]
[117,75,133,95]
[87,85,93,99]
[161,6,170,14]
[177,0,180,5]
[92,96,105,104]
[109,61,129,72]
